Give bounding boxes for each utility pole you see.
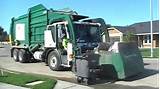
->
[159,0,160,60]
[150,0,153,57]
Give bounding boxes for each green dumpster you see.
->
[98,42,144,79]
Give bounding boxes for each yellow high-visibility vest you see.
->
[62,38,68,49]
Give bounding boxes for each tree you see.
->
[0,26,4,42]
[0,26,9,42]
[0,26,4,35]
[123,32,136,42]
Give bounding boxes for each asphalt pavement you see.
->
[0,44,159,89]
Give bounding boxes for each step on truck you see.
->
[10,4,144,85]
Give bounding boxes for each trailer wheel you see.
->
[48,51,61,71]
[18,49,28,63]
[13,49,19,62]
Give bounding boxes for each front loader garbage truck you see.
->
[10,4,102,70]
[10,4,144,84]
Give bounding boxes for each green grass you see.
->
[140,48,159,58]
[0,71,57,89]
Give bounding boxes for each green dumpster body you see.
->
[99,42,144,79]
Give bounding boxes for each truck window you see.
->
[74,24,100,43]
[48,26,56,42]
[57,24,69,42]
[56,24,69,50]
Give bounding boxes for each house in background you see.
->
[108,20,159,48]
[108,26,135,43]
[130,20,159,48]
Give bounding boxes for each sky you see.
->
[0,0,159,34]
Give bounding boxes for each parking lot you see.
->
[0,44,159,89]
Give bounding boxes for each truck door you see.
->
[54,22,69,50]
[44,25,56,48]
[45,21,68,48]
[55,22,73,66]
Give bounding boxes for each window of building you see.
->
[144,35,151,43]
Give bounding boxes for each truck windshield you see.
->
[74,23,101,43]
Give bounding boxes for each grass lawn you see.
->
[0,70,56,89]
[140,48,159,58]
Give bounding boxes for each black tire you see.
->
[13,49,19,62]
[77,76,83,83]
[18,49,28,63]
[83,78,91,85]
[48,51,61,71]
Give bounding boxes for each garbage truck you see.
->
[10,4,144,84]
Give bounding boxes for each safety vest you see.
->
[62,38,68,49]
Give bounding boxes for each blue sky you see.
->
[0,0,159,33]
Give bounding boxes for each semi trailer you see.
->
[10,4,144,84]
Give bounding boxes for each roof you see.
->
[113,26,135,34]
[130,20,159,34]
[113,20,159,35]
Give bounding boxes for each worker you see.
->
[62,36,68,50]
[61,26,68,50]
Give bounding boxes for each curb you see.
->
[54,80,93,89]
[0,82,29,89]
[143,58,159,60]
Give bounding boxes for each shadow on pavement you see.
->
[123,68,158,81]
[91,84,158,89]
[80,67,159,85]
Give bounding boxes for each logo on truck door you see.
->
[16,24,25,40]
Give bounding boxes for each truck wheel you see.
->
[18,49,28,63]
[84,78,94,85]
[13,49,19,62]
[77,76,83,83]
[48,51,61,71]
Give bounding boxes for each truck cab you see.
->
[44,15,102,71]
[10,4,107,71]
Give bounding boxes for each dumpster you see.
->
[76,42,144,84]
[98,42,144,79]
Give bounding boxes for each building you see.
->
[108,20,159,48]
[108,26,135,43]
